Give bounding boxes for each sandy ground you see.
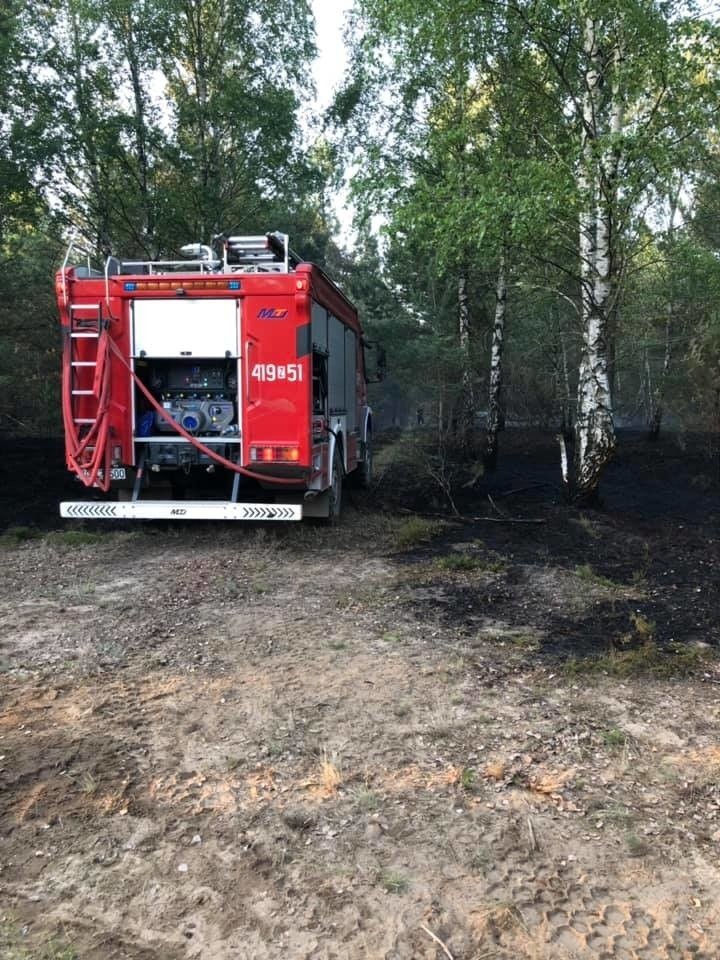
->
[1,433,720,959]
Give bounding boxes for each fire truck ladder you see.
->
[61,301,113,492]
[223,232,302,273]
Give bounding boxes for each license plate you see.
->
[110,467,126,480]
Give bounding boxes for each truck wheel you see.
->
[355,433,373,488]
[328,446,343,521]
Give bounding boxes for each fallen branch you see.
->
[0,412,30,430]
[470,515,546,524]
[527,816,539,853]
[396,508,545,525]
[419,924,454,960]
[487,493,509,518]
[496,482,561,498]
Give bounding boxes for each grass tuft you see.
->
[45,529,107,547]
[393,516,444,549]
[565,639,711,679]
[574,563,622,590]
[380,870,409,894]
[435,552,507,574]
[320,753,342,796]
[0,918,78,960]
[625,832,651,857]
[602,727,627,748]
[354,787,380,811]
[0,525,41,547]
[80,772,98,795]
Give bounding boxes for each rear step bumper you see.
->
[60,501,302,521]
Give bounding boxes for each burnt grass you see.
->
[2,428,719,667]
[375,428,720,664]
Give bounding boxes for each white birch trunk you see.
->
[572,16,617,504]
[485,251,507,469]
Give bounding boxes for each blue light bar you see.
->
[124,282,137,291]
[228,280,241,290]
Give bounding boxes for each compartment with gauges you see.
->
[134,359,241,471]
[149,362,237,436]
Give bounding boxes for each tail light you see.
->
[250,445,300,463]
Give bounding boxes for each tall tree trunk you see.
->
[571,16,617,505]
[70,5,111,259]
[648,307,672,440]
[559,326,573,437]
[123,12,154,254]
[457,272,475,451]
[648,188,680,441]
[485,250,507,470]
[715,382,720,482]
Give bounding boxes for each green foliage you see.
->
[336,0,720,459]
[2,0,720,446]
[0,0,331,435]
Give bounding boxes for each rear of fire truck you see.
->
[56,233,373,522]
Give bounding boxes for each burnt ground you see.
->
[374,429,720,661]
[0,429,719,959]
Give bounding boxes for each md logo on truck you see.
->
[257,307,288,320]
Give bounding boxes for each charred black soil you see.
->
[378,429,719,662]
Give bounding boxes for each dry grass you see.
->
[526,768,575,796]
[665,745,720,787]
[484,758,508,781]
[319,754,342,797]
[471,901,526,936]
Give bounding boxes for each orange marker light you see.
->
[250,445,302,463]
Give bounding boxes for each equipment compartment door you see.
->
[132,299,239,358]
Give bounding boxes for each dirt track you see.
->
[1,432,719,959]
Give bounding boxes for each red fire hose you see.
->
[62,328,112,492]
[106,337,306,487]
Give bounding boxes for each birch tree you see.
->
[339,0,562,456]
[519,0,718,501]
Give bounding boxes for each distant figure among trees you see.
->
[416,406,424,426]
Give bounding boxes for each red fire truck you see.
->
[56,233,377,521]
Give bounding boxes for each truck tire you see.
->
[354,432,373,488]
[328,445,343,521]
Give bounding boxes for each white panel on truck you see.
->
[311,301,328,351]
[345,328,357,431]
[132,299,239,357]
[328,315,346,412]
